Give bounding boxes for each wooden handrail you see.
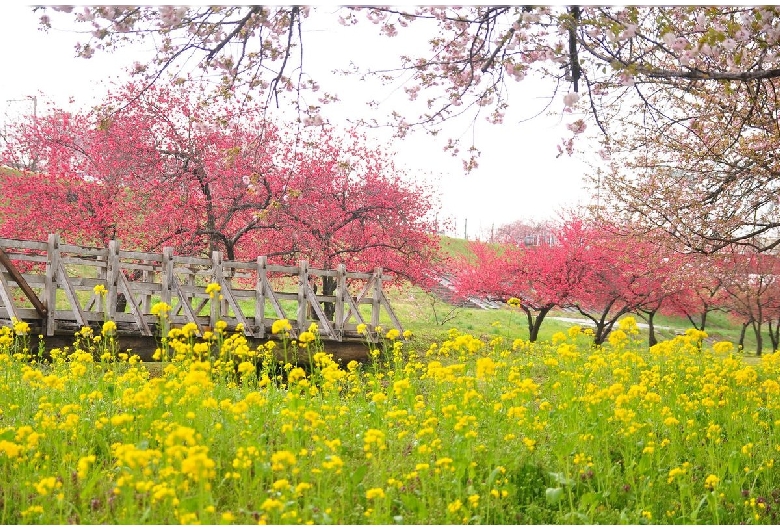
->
[0,234,403,341]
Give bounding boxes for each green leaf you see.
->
[549,471,575,486]
[352,464,368,487]
[546,487,564,505]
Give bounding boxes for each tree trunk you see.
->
[594,322,608,345]
[224,241,235,261]
[738,321,749,351]
[770,319,780,352]
[752,320,763,356]
[647,309,658,347]
[528,305,553,342]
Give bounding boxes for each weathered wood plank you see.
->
[0,307,41,321]
[57,262,89,327]
[335,264,346,333]
[118,270,152,336]
[117,250,163,261]
[172,255,212,267]
[161,248,173,309]
[255,256,267,338]
[59,244,108,257]
[107,240,119,322]
[0,270,19,321]
[304,282,339,340]
[297,260,308,332]
[60,256,109,268]
[2,253,48,263]
[171,275,201,336]
[379,290,404,333]
[0,239,49,251]
[45,234,59,335]
[0,248,47,318]
[371,267,383,329]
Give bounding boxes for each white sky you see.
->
[0,4,596,239]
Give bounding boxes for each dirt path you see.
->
[548,316,684,333]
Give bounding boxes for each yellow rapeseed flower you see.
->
[77,455,96,480]
[12,318,30,336]
[205,282,221,297]
[93,284,108,296]
[298,331,316,345]
[102,320,117,336]
[151,302,172,317]
[366,487,385,500]
[272,319,292,335]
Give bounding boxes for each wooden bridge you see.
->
[0,234,403,360]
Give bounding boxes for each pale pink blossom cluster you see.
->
[563,92,580,108]
[158,6,188,28]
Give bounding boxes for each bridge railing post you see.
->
[44,234,60,336]
[255,256,267,338]
[161,247,173,310]
[335,264,346,334]
[297,260,308,334]
[106,240,120,322]
[210,251,223,330]
[371,267,383,331]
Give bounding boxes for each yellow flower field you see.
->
[0,315,779,524]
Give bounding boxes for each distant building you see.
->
[494,220,557,247]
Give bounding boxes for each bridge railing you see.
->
[0,234,403,342]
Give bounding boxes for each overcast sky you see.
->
[0,5,596,239]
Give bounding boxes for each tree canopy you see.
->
[0,80,442,284]
[32,6,780,250]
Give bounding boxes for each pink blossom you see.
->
[672,37,689,51]
[734,28,751,42]
[620,24,637,39]
[567,119,587,135]
[618,72,635,87]
[563,92,580,107]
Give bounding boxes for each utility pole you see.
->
[464,218,468,240]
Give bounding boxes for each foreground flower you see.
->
[102,321,117,337]
[272,319,292,335]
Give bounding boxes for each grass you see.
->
[384,282,770,360]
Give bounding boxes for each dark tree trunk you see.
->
[647,309,658,347]
[769,319,780,352]
[752,320,763,356]
[224,241,235,261]
[594,323,608,345]
[527,305,553,342]
[738,321,750,352]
